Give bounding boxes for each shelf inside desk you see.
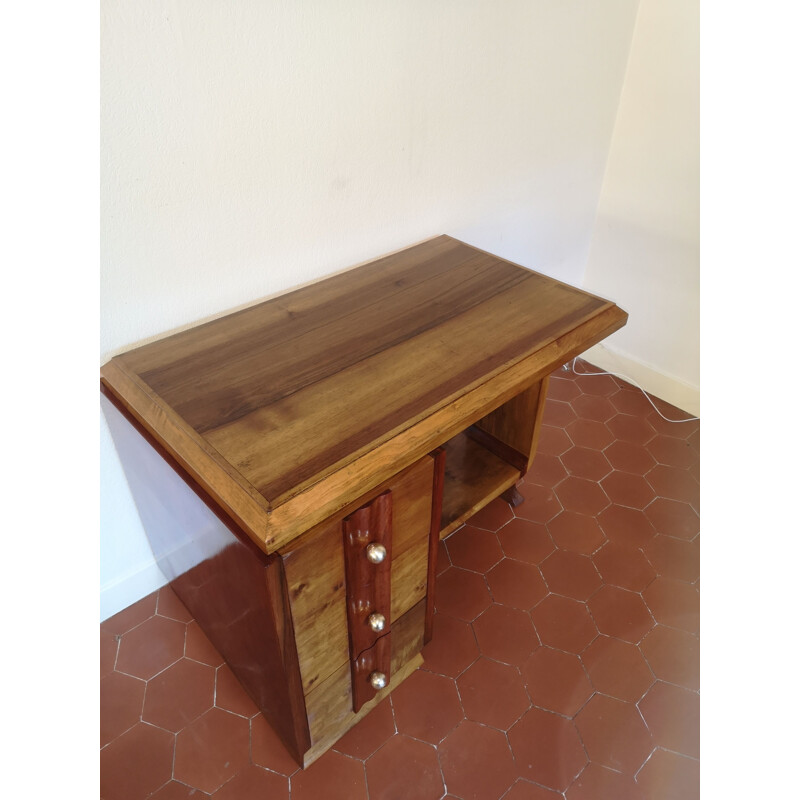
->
[439,431,521,539]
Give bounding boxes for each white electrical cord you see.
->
[569,358,699,424]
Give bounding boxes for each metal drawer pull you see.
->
[365,542,387,564]
[369,671,387,690]
[367,612,386,632]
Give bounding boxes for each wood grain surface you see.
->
[101,235,627,554]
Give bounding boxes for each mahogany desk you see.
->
[101,235,627,767]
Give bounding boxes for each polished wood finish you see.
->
[102,236,627,768]
[342,492,393,712]
[425,448,447,643]
[101,235,626,554]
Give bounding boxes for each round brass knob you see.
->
[369,671,387,690]
[365,543,387,564]
[367,612,386,632]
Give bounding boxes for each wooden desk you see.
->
[101,235,627,767]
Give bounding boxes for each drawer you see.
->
[279,454,436,698]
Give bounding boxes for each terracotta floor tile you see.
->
[542,397,578,427]
[101,627,119,679]
[565,419,614,451]
[508,707,587,792]
[536,424,574,457]
[530,595,597,654]
[100,722,175,800]
[504,780,563,799]
[609,385,657,416]
[289,749,367,800]
[540,550,602,601]
[581,636,654,703]
[554,476,610,516]
[457,656,530,730]
[597,504,657,549]
[639,625,700,690]
[513,482,563,523]
[446,524,504,572]
[646,434,697,469]
[365,735,443,800]
[547,511,606,555]
[647,408,699,438]
[522,647,593,717]
[473,603,540,666]
[468,497,514,531]
[420,611,479,678]
[173,707,250,794]
[148,780,209,799]
[142,659,215,733]
[573,369,620,397]
[101,592,158,637]
[571,393,616,423]
[184,621,224,668]
[215,663,258,717]
[644,497,699,539]
[635,749,699,800]
[214,764,289,800]
[604,440,656,475]
[436,538,451,575]
[390,668,464,744]
[587,586,654,644]
[496,517,555,564]
[100,671,146,748]
[547,374,582,402]
[115,615,187,681]
[156,586,193,623]
[526,452,568,488]
[642,577,700,634]
[574,694,653,774]
[333,697,395,759]
[250,712,299,776]
[486,558,548,609]
[592,542,657,592]
[434,566,492,622]
[646,465,700,510]
[638,681,700,758]
[566,762,644,800]
[438,720,517,800]
[644,535,700,582]
[561,446,612,481]
[600,470,656,510]
[606,414,656,446]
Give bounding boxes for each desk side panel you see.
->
[101,395,310,762]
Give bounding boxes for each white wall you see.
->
[582,0,699,415]
[100,0,641,620]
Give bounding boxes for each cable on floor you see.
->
[568,358,699,424]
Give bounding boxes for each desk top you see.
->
[101,236,626,552]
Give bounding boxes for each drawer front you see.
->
[280,455,435,696]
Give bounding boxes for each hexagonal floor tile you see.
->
[289,749,367,800]
[638,681,700,758]
[100,722,175,800]
[644,497,699,539]
[597,504,657,549]
[250,713,299,777]
[468,498,514,531]
[540,549,602,601]
[214,764,289,800]
[530,595,597,654]
[606,413,656,446]
[514,483,564,523]
[646,465,700,510]
[581,636,654,703]
[439,720,517,800]
[566,762,644,800]
[587,586,654,644]
[333,697,395,759]
[390,668,464,745]
[642,577,699,634]
[445,524,504,572]
[643,535,700,582]
[457,656,530,730]
[496,517,555,564]
[100,670,146,748]
[472,603,539,666]
[604,440,656,475]
[639,625,700,691]
[574,694,652,774]
[555,476,611,516]
[526,452,568,488]
[142,658,215,733]
[592,542,657,592]
[420,611,479,678]
[115,615,186,680]
[547,511,606,555]
[365,735,444,800]
[635,749,699,800]
[601,471,656,510]
[561,446,613,481]
[522,647,593,717]
[508,707,587,792]
[434,567,492,621]
[565,419,614,451]
[486,558,548,609]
